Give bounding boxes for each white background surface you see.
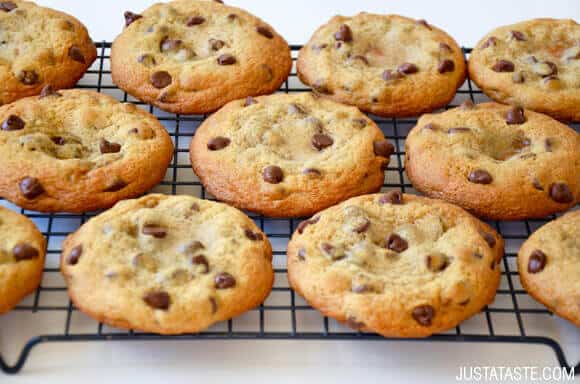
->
[1,1,579,383]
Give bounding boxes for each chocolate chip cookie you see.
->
[61,194,273,334]
[0,89,173,213]
[0,1,97,105]
[518,210,579,326]
[287,193,503,337]
[405,102,579,220]
[190,92,393,217]
[111,0,292,115]
[0,205,45,314]
[469,18,580,121]
[297,13,466,117]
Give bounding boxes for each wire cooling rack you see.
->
[0,43,578,374]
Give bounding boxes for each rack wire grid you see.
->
[0,43,578,375]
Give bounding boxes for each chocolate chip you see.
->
[311,133,333,151]
[548,183,573,204]
[0,1,16,12]
[99,138,121,154]
[207,137,230,151]
[262,165,283,184]
[481,36,497,49]
[209,297,218,313]
[297,248,306,261]
[468,169,492,184]
[256,25,274,38]
[438,59,454,74]
[530,177,544,192]
[12,243,39,261]
[334,24,352,42]
[2,115,25,131]
[227,13,237,21]
[528,250,547,273]
[68,46,85,64]
[186,16,205,26]
[209,38,226,51]
[492,60,514,72]
[321,243,339,259]
[150,71,172,88]
[509,30,526,41]
[192,255,210,273]
[103,179,127,192]
[215,272,236,289]
[447,127,471,134]
[353,218,370,233]
[244,96,257,106]
[312,80,331,94]
[379,191,403,205]
[143,291,170,310]
[67,245,82,265]
[398,63,418,75]
[297,216,319,234]
[373,140,394,158]
[382,69,402,81]
[412,305,435,326]
[160,38,182,52]
[20,177,44,199]
[544,138,553,152]
[481,232,496,248]
[439,42,453,52]
[506,106,526,124]
[426,253,449,272]
[386,233,408,253]
[512,71,525,83]
[137,54,156,67]
[217,54,236,65]
[415,19,431,29]
[346,316,365,330]
[39,85,61,98]
[51,136,65,145]
[142,224,167,238]
[244,229,263,241]
[17,70,39,85]
[124,11,142,27]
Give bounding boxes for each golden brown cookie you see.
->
[0,0,97,105]
[297,13,466,117]
[518,210,579,326]
[287,193,503,337]
[190,92,393,217]
[0,89,174,213]
[0,205,45,314]
[61,194,274,334]
[111,0,292,115]
[405,102,579,220]
[468,18,580,121]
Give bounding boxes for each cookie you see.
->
[297,13,466,117]
[0,205,46,314]
[0,1,97,105]
[0,89,174,213]
[111,0,292,115]
[468,18,580,121]
[287,193,503,337]
[190,92,393,217]
[518,210,579,326]
[405,102,579,220]
[61,194,273,334]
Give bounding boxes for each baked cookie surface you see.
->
[0,0,96,105]
[468,18,580,121]
[287,193,503,337]
[0,89,174,213]
[518,210,579,326]
[0,205,45,314]
[297,13,466,117]
[111,0,292,115]
[61,194,273,334]
[190,92,393,217]
[405,102,579,220]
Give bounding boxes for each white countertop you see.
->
[2,1,579,383]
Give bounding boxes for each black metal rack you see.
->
[0,43,578,374]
